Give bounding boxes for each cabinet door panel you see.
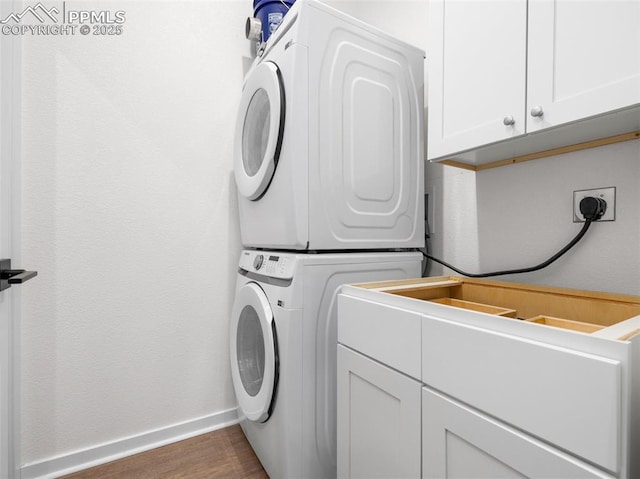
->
[422,316,621,472]
[427,0,527,160]
[337,345,421,479]
[527,0,640,132]
[422,388,614,479]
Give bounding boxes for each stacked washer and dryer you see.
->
[229,1,425,477]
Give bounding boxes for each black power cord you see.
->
[422,206,433,277]
[423,196,607,278]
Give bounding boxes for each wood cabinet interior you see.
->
[429,297,517,318]
[525,315,605,333]
[357,276,640,334]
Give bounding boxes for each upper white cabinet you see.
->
[428,0,528,159]
[427,0,640,165]
[527,0,640,132]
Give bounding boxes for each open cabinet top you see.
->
[348,276,640,340]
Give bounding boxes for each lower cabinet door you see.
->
[422,387,614,479]
[337,345,421,479]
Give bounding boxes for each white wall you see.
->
[475,140,640,294]
[20,0,251,471]
[425,162,479,276]
[426,140,640,295]
[324,0,427,50]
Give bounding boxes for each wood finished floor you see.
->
[59,425,268,479]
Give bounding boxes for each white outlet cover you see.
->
[573,187,616,222]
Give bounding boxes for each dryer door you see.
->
[234,61,285,201]
[230,282,279,423]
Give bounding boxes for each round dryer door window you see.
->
[230,282,279,423]
[234,61,285,201]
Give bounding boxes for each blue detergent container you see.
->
[253,0,295,42]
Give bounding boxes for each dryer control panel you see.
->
[239,250,295,280]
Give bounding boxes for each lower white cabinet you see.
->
[337,276,640,478]
[422,387,613,479]
[336,345,421,479]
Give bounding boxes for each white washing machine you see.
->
[234,0,425,251]
[229,249,422,478]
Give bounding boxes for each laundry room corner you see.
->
[424,160,480,277]
[423,139,640,295]
[17,1,252,475]
[473,140,640,294]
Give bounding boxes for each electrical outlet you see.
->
[573,187,616,222]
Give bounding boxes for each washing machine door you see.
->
[230,282,279,423]
[234,61,285,201]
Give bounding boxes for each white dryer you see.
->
[234,0,425,251]
[229,249,422,478]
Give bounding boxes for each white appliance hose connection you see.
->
[246,17,262,41]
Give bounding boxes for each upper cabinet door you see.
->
[527,0,640,133]
[427,0,528,160]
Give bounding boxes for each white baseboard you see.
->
[20,407,240,479]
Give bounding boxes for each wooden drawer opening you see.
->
[355,276,640,336]
[523,315,605,333]
[429,297,517,318]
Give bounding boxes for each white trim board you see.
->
[20,408,240,479]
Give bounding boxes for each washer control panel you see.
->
[240,251,295,280]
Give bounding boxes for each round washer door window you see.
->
[233,61,284,201]
[230,282,278,423]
